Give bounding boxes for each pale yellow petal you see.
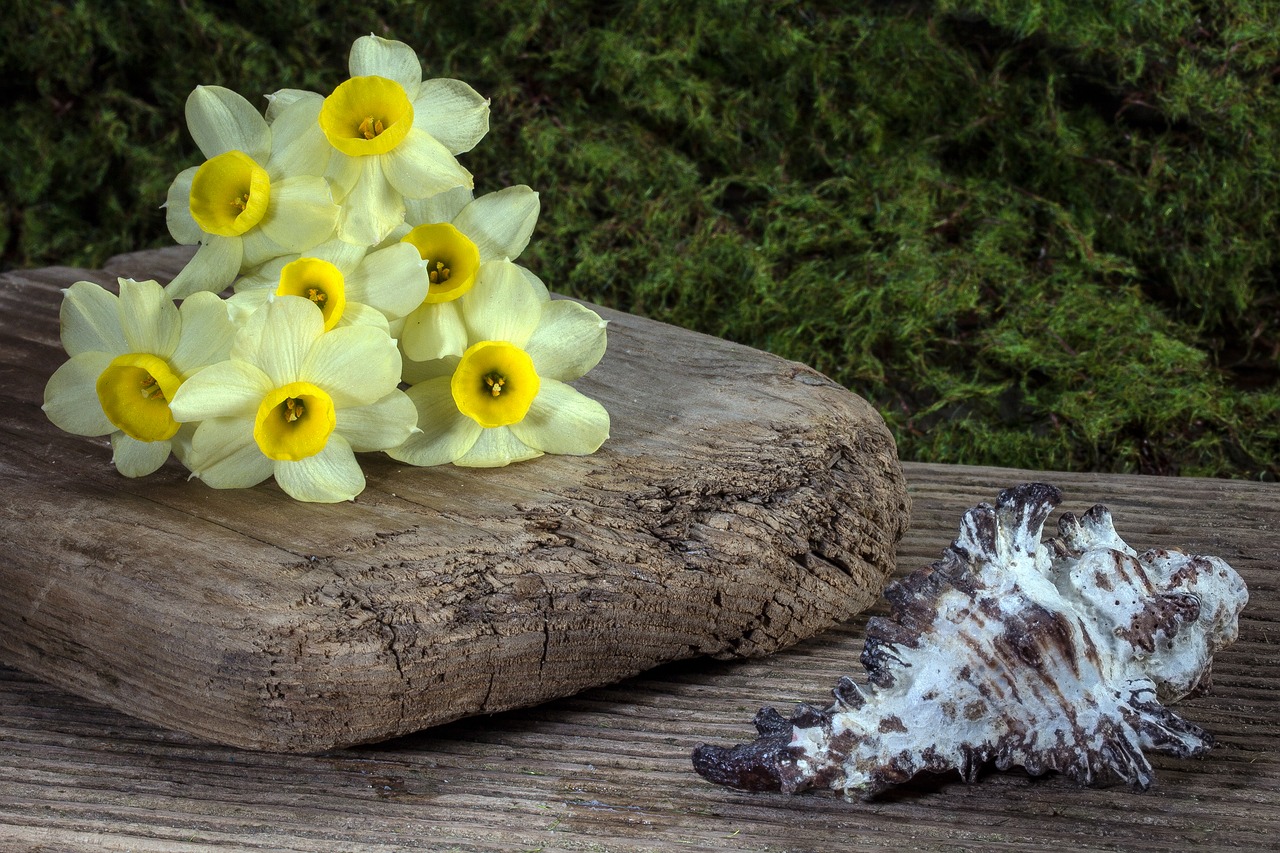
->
[60,280,125,357]
[523,300,609,381]
[168,358,273,422]
[185,85,270,162]
[348,34,423,99]
[232,295,324,387]
[187,416,273,488]
[110,432,173,478]
[300,323,401,407]
[336,390,418,452]
[43,351,114,436]
[265,95,330,178]
[165,236,243,299]
[413,79,490,155]
[345,242,430,321]
[165,167,202,245]
[169,291,236,376]
[460,259,543,346]
[508,379,610,456]
[273,433,364,502]
[336,156,405,245]
[257,175,339,252]
[118,278,181,357]
[400,300,468,362]
[265,88,319,122]
[453,425,541,468]
[404,185,472,227]
[383,129,472,200]
[453,186,539,263]
[387,377,483,467]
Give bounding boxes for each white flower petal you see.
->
[387,377,483,466]
[509,378,610,456]
[345,241,429,321]
[404,185,472,227]
[383,129,472,200]
[336,390,418,452]
[454,186,540,263]
[400,352,458,386]
[413,79,490,155]
[453,425,541,468]
[110,433,172,478]
[118,278,181,357]
[461,259,543,346]
[169,292,236,376]
[43,351,114,436]
[265,95,330,178]
[274,433,364,502]
[300,323,401,407]
[164,167,202,245]
[349,35,423,98]
[60,280,125,357]
[400,300,468,362]
[518,264,551,301]
[336,156,405,246]
[325,150,363,199]
[165,236,243,299]
[310,237,369,272]
[239,225,289,271]
[265,88,319,122]
[338,301,392,334]
[232,255,291,293]
[233,295,324,386]
[185,85,271,162]
[169,358,273,422]
[257,174,339,253]
[524,300,609,381]
[224,289,269,326]
[187,416,272,489]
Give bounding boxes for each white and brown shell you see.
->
[692,483,1249,798]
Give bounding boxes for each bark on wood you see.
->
[0,462,1275,853]
[0,247,909,751]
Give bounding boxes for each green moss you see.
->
[3,0,1276,478]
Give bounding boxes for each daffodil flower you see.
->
[164,85,341,298]
[389,260,610,468]
[227,237,430,332]
[43,278,235,477]
[388,184,543,361]
[266,34,491,246]
[169,296,418,502]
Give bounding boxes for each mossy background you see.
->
[3,0,1277,478]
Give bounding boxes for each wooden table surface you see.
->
[2,462,1276,852]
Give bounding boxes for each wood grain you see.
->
[0,249,907,751]
[0,462,1275,851]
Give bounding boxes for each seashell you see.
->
[692,483,1249,799]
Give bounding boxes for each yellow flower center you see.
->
[275,258,347,331]
[96,353,183,442]
[451,341,540,428]
[254,381,336,461]
[319,75,414,157]
[188,150,271,237]
[401,222,480,303]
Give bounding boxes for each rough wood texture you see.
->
[0,248,908,752]
[0,462,1274,852]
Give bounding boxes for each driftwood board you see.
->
[0,248,907,751]
[0,462,1275,852]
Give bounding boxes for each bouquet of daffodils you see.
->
[42,35,610,503]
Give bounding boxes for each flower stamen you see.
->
[359,116,385,139]
[139,375,166,400]
[484,372,505,397]
[285,397,305,422]
[428,261,451,284]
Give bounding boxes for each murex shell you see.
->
[692,483,1249,798]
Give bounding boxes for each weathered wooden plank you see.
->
[0,249,908,752]
[0,462,1275,852]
